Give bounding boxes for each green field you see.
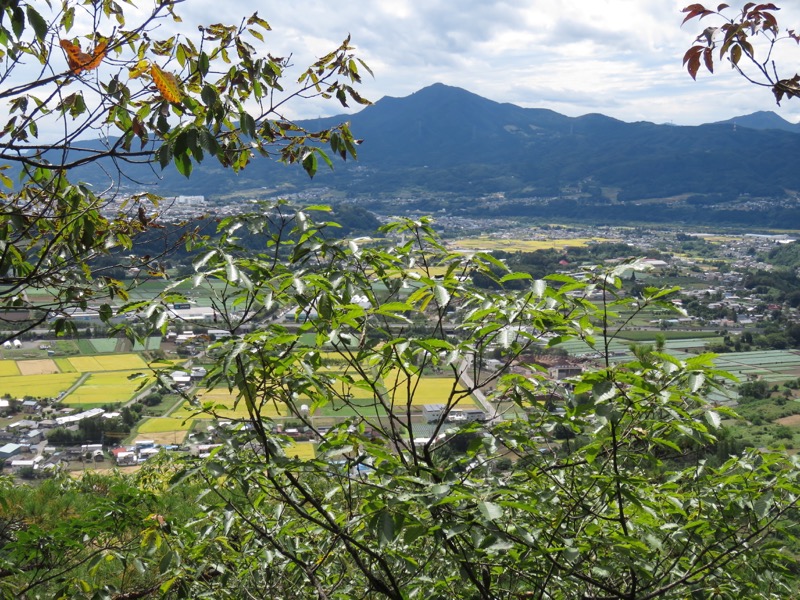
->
[133,336,162,351]
[614,330,721,342]
[89,339,119,353]
[54,358,77,373]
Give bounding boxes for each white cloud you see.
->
[12,0,800,136]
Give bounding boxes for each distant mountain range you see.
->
[711,110,800,134]
[34,83,800,226]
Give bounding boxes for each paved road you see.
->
[457,357,501,424]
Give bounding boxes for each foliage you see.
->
[105,211,800,599]
[682,2,800,103]
[0,0,368,342]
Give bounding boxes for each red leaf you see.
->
[683,47,702,80]
[703,47,714,73]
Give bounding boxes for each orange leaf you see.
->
[60,38,107,74]
[151,64,182,103]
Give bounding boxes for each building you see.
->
[423,404,446,423]
[21,400,39,414]
[0,442,23,461]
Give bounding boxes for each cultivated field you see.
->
[0,361,20,376]
[63,370,153,405]
[0,373,81,398]
[137,416,194,434]
[287,442,316,460]
[66,353,148,372]
[168,372,473,423]
[17,359,59,376]
[451,237,612,252]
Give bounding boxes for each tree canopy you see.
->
[682,2,800,103]
[0,0,368,341]
[2,2,800,600]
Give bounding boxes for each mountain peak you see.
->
[711,111,800,133]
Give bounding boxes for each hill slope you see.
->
[51,84,800,225]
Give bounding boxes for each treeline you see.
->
[464,200,800,228]
[472,242,647,287]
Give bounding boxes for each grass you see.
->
[133,337,162,351]
[0,373,81,398]
[141,394,183,417]
[54,358,77,373]
[89,339,119,353]
[76,339,96,354]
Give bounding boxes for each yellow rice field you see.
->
[171,388,289,420]
[63,370,153,405]
[66,353,148,373]
[287,442,316,460]
[17,359,59,376]
[137,416,194,434]
[175,373,470,420]
[0,361,20,377]
[0,373,81,398]
[452,237,611,252]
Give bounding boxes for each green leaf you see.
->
[434,284,450,305]
[302,151,317,178]
[478,501,503,522]
[378,511,394,546]
[173,151,192,178]
[705,410,721,429]
[26,6,47,41]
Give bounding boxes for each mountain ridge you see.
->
[31,83,800,225]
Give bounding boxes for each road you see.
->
[456,357,501,424]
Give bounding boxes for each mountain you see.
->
[710,111,800,133]
[36,83,800,226]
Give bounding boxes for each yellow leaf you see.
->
[151,64,182,103]
[60,38,107,74]
[129,59,150,79]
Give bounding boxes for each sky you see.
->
[166,0,800,126]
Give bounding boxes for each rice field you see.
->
[0,373,81,398]
[287,442,316,460]
[66,353,148,372]
[0,361,20,376]
[137,416,194,434]
[16,359,59,376]
[63,371,153,405]
[451,237,612,253]
[170,371,473,423]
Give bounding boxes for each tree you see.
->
[0,0,368,342]
[682,2,800,103]
[103,213,799,599]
